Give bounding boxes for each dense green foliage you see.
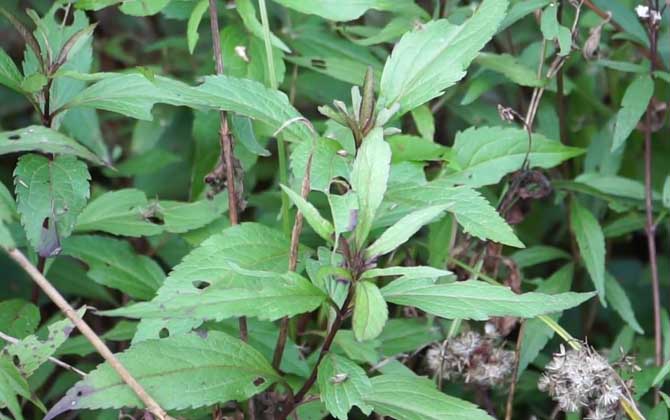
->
[0,0,669,419]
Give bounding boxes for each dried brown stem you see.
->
[504,321,525,420]
[0,330,87,377]
[5,247,171,420]
[272,154,314,371]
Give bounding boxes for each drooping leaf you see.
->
[45,331,279,418]
[611,75,654,152]
[382,278,594,320]
[366,205,448,258]
[539,2,571,56]
[317,354,373,420]
[605,273,643,334]
[75,189,163,237]
[570,200,606,304]
[4,308,83,377]
[0,299,40,340]
[379,0,509,114]
[281,184,334,242]
[103,270,325,322]
[186,0,208,54]
[273,0,426,22]
[61,235,164,300]
[352,128,391,247]
[353,281,388,342]
[363,374,493,420]
[0,126,104,165]
[444,126,583,187]
[14,154,90,257]
[410,105,435,140]
[0,47,22,93]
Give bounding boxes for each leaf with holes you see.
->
[45,331,279,419]
[0,126,104,165]
[61,235,164,300]
[14,154,90,257]
[317,354,373,419]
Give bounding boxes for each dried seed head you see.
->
[538,345,624,420]
[426,331,515,387]
[497,105,516,123]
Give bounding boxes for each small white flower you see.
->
[651,10,662,23]
[635,4,650,18]
[234,45,249,62]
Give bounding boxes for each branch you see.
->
[0,330,87,377]
[4,247,171,420]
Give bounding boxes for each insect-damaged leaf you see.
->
[0,126,104,165]
[45,331,279,418]
[14,154,90,257]
[317,354,373,419]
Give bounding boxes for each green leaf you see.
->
[14,154,90,257]
[193,75,312,143]
[118,0,171,16]
[353,281,388,342]
[61,235,164,300]
[382,278,594,320]
[0,357,30,420]
[444,126,583,187]
[236,0,291,53]
[570,200,606,304]
[475,53,544,87]
[388,135,449,163]
[499,0,551,32]
[511,245,570,268]
[291,136,350,192]
[410,105,435,140]
[366,205,448,258]
[540,2,571,56]
[0,299,40,340]
[159,194,229,234]
[45,331,279,418]
[3,308,83,377]
[352,128,391,247]
[0,126,104,165]
[273,0,427,22]
[0,47,22,93]
[75,189,163,237]
[379,0,509,114]
[19,72,47,93]
[186,0,208,53]
[386,182,523,247]
[281,184,334,242]
[103,270,325,322]
[663,176,670,209]
[286,55,379,86]
[605,273,643,334]
[62,108,111,164]
[612,75,654,152]
[363,374,493,420]
[377,318,441,357]
[517,263,573,377]
[361,266,451,281]
[317,354,373,420]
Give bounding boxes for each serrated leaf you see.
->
[0,299,40,340]
[45,331,279,418]
[366,205,448,258]
[0,357,30,420]
[281,184,334,242]
[605,273,643,334]
[386,182,523,247]
[61,235,164,300]
[382,278,593,320]
[4,308,83,377]
[379,0,508,114]
[476,52,544,87]
[14,154,90,257]
[75,189,163,237]
[363,374,493,420]
[103,270,325,322]
[612,75,654,152]
[353,281,388,342]
[517,263,573,377]
[444,126,583,187]
[570,200,606,304]
[352,128,391,247]
[273,0,426,22]
[0,47,22,93]
[317,354,373,420]
[186,0,208,53]
[0,126,104,165]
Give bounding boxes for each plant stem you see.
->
[272,154,313,371]
[0,330,87,377]
[258,0,291,236]
[5,247,171,420]
[504,321,525,420]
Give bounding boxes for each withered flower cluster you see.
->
[538,345,624,420]
[426,330,515,387]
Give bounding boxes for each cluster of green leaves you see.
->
[0,0,669,419]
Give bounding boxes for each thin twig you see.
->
[504,321,525,420]
[0,330,87,377]
[4,247,170,420]
[272,154,314,370]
